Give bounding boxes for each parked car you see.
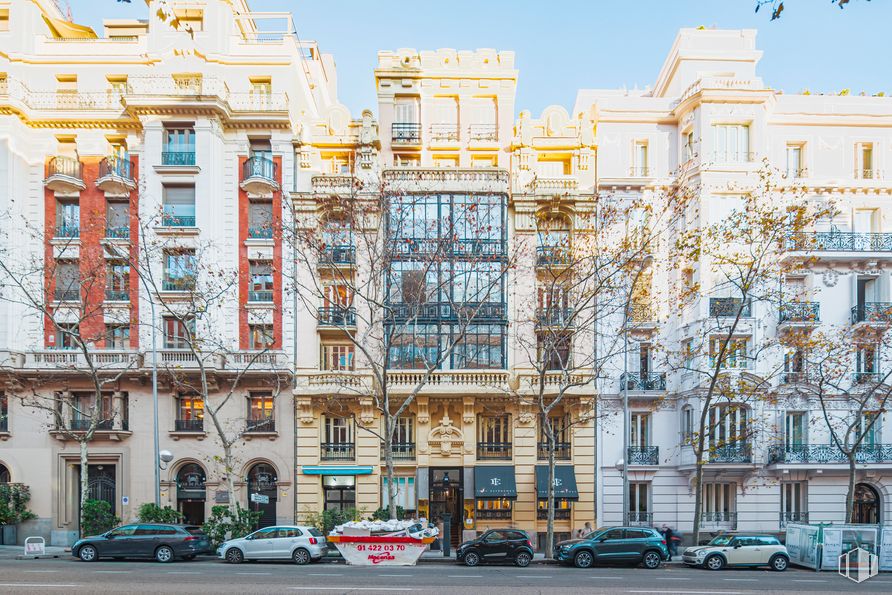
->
[555,527,668,569]
[682,534,789,571]
[456,529,534,567]
[73,524,210,563]
[218,525,328,565]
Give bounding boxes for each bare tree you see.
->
[286,172,514,520]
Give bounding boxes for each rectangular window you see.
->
[382,476,416,514]
[248,392,274,421]
[248,200,274,238]
[324,416,352,444]
[163,127,195,165]
[0,392,7,433]
[55,198,79,237]
[389,325,439,369]
[163,249,196,291]
[709,337,749,369]
[249,262,273,302]
[324,475,356,512]
[54,261,80,302]
[857,143,874,179]
[633,141,648,176]
[106,200,129,237]
[55,323,79,349]
[785,412,807,447]
[712,124,750,163]
[394,97,419,124]
[163,317,194,349]
[780,481,807,525]
[71,392,113,427]
[453,324,505,369]
[248,324,274,350]
[703,482,735,514]
[629,482,650,516]
[478,414,511,443]
[857,412,881,446]
[631,413,650,447]
[538,333,571,370]
[105,324,130,349]
[162,185,196,227]
[538,413,571,460]
[106,262,129,301]
[681,407,694,444]
[321,344,354,370]
[177,395,203,420]
[682,130,695,162]
[786,144,804,177]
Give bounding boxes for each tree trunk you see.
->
[79,439,89,537]
[546,442,555,559]
[384,415,398,520]
[691,457,704,547]
[223,442,237,516]
[845,454,857,524]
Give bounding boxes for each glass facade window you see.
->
[105,324,130,349]
[178,395,203,420]
[453,324,505,369]
[389,324,440,369]
[248,393,274,421]
[321,344,354,371]
[164,250,196,290]
[381,476,416,514]
[248,324,274,350]
[164,317,194,349]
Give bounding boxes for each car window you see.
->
[252,528,276,539]
[708,535,734,546]
[134,525,156,536]
[506,531,526,541]
[308,528,324,538]
[279,528,299,538]
[108,525,137,537]
[601,529,625,541]
[484,531,505,542]
[758,537,779,546]
[184,526,205,536]
[625,530,649,540]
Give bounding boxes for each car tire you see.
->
[769,554,789,572]
[292,548,311,565]
[705,554,725,571]
[78,545,98,562]
[574,550,594,569]
[463,551,480,567]
[642,550,662,569]
[154,545,175,563]
[225,548,244,564]
[514,551,532,567]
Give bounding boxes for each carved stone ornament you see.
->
[428,415,464,456]
[297,397,314,425]
[416,396,430,425]
[821,268,840,287]
[359,398,375,426]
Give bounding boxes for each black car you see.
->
[456,529,534,567]
[73,524,211,563]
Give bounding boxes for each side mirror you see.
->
[244,534,253,541]
[733,543,741,549]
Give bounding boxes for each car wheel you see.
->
[515,551,532,567]
[574,550,594,569]
[769,554,789,572]
[292,548,311,565]
[154,545,174,563]
[225,548,244,564]
[463,551,480,567]
[705,554,725,571]
[642,551,662,569]
[78,545,98,562]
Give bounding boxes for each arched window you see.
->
[322,218,354,265]
[853,483,880,524]
[247,463,278,529]
[0,463,10,484]
[681,406,694,445]
[536,215,571,265]
[176,463,206,491]
[176,463,206,525]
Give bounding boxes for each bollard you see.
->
[442,513,451,558]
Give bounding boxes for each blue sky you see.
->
[72,0,889,115]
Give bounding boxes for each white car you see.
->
[218,525,327,565]
[683,534,789,571]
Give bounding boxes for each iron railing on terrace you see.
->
[245,418,276,433]
[161,213,196,227]
[248,226,274,239]
[537,442,571,460]
[321,245,355,265]
[174,419,204,432]
[779,301,820,324]
[707,443,752,463]
[392,122,422,144]
[536,307,574,328]
[851,302,892,324]
[47,156,83,181]
[388,302,506,323]
[381,442,416,461]
[321,442,355,461]
[105,225,129,239]
[627,446,659,465]
[620,372,667,391]
[779,511,809,527]
[709,297,752,318]
[476,442,512,460]
[628,511,654,526]
[161,151,196,167]
[242,156,277,182]
[786,231,892,252]
[105,289,129,302]
[389,237,505,258]
[768,443,892,464]
[700,511,738,527]
[54,224,80,239]
[99,156,134,182]
[318,307,356,327]
[468,124,497,142]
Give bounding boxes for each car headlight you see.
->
[696,550,707,558]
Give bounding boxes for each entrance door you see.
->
[853,483,880,524]
[247,464,278,528]
[430,468,463,549]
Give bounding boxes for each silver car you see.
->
[218,525,327,565]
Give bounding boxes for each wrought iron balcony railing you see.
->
[381,442,416,461]
[54,224,80,238]
[429,123,459,141]
[476,442,512,460]
[248,226,274,239]
[174,419,204,432]
[537,442,571,460]
[709,297,752,318]
[620,372,667,391]
[318,306,356,327]
[105,289,129,301]
[779,511,809,527]
[54,288,80,302]
[628,303,655,323]
[162,277,196,292]
[248,290,274,302]
[476,509,512,520]
[47,156,83,180]
[628,445,659,465]
[322,245,355,265]
[392,122,421,144]
[628,511,654,526]
[245,418,275,433]
[708,444,752,463]
[536,245,569,267]
[768,443,892,464]
[388,301,506,323]
[161,151,196,166]
[700,511,738,527]
[389,237,505,258]
[851,302,892,324]
[779,301,820,324]
[105,225,129,239]
[853,371,882,384]
[243,155,277,182]
[468,124,497,142]
[538,509,571,520]
[321,442,355,461]
[536,307,574,328]
[68,419,114,432]
[99,156,134,182]
[785,231,892,252]
[161,213,196,227]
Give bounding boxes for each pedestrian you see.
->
[662,524,679,560]
[584,521,593,536]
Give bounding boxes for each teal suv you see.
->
[556,527,668,569]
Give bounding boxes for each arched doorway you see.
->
[246,463,277,529]
[853,483,881,524]
[176,463,207,525]
[85,465,116,508]
[0,463,10,484]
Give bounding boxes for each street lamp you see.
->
[159,450,174,470]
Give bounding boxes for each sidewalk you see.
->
[0,544,68,560]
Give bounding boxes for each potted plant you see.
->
[0,483,37,545]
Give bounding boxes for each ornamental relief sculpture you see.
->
[428,415,465,456]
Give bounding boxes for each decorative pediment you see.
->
[428,415,464,456]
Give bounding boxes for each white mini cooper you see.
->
[683,534,789,571]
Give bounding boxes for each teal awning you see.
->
[535,465,579,500]
[474,465,517,499]
[301,465,374,476]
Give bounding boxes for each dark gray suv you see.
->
[555,527,668,569]
[73,524,210,563]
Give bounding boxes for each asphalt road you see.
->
[0,557,890,594]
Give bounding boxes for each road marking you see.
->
[308,573,344,576]
[447,575,483,578]
[166,571,202,574]
[377,574,413,577]
[626,591,746,595]
[23,570,60,573]
[660,578,691,581]
[589,576,623,579]
[723,578,758,582]
[0,584,81,589]
[290,589,413,592]
[236,572,271,575]
[792,579,827,583]
[95,570,129,574]
[523,575,552,578]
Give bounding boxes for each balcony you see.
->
[779,511,809,528]
[785,231,892,253]
[248,226,274,240]
[162,278,195,292]
[45,156,86,193]
[388,301,505,323]
[161,213,196,228]
[779,302,820,327]
[321,442,355,461]
[245,418,276,433]
[768,443,892,465]
[240,156,279,194]
[54,224,80,239]
[628,512,654,526]
[537,508,571,520]
[105,289,129,302]
[853,371,882,385]
[174,419,204,433]
[709,297,751,318]
[620,372,667,392]
[854,168,882,180]
[700,511,738,529]
[781,371,808,385]
[537,442,571,461]
[708,444,752,464]
[851,302,892,326]
[708,151,755,164]
[24,350,141,370]
[68,419,114,432]
[429,123,459,143]
[381,442,416,461]
[536,246,569,268]
[628,303,655,325]
[468,124,497,142]
[382,168,509,193]
[319,245,355,267]
[476,442,512,460]
[477,509,512,520]
[318,306,356,328]
[161,151,196,167]
[386,370,510,395]
[392,122,421,145]
[54,288,80,302]
[248,290,274,303]
[628,167,652,177]
[105,225,130,240]
[536,307,574,328]
[96,156,136,194]
[628,446,659,466]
